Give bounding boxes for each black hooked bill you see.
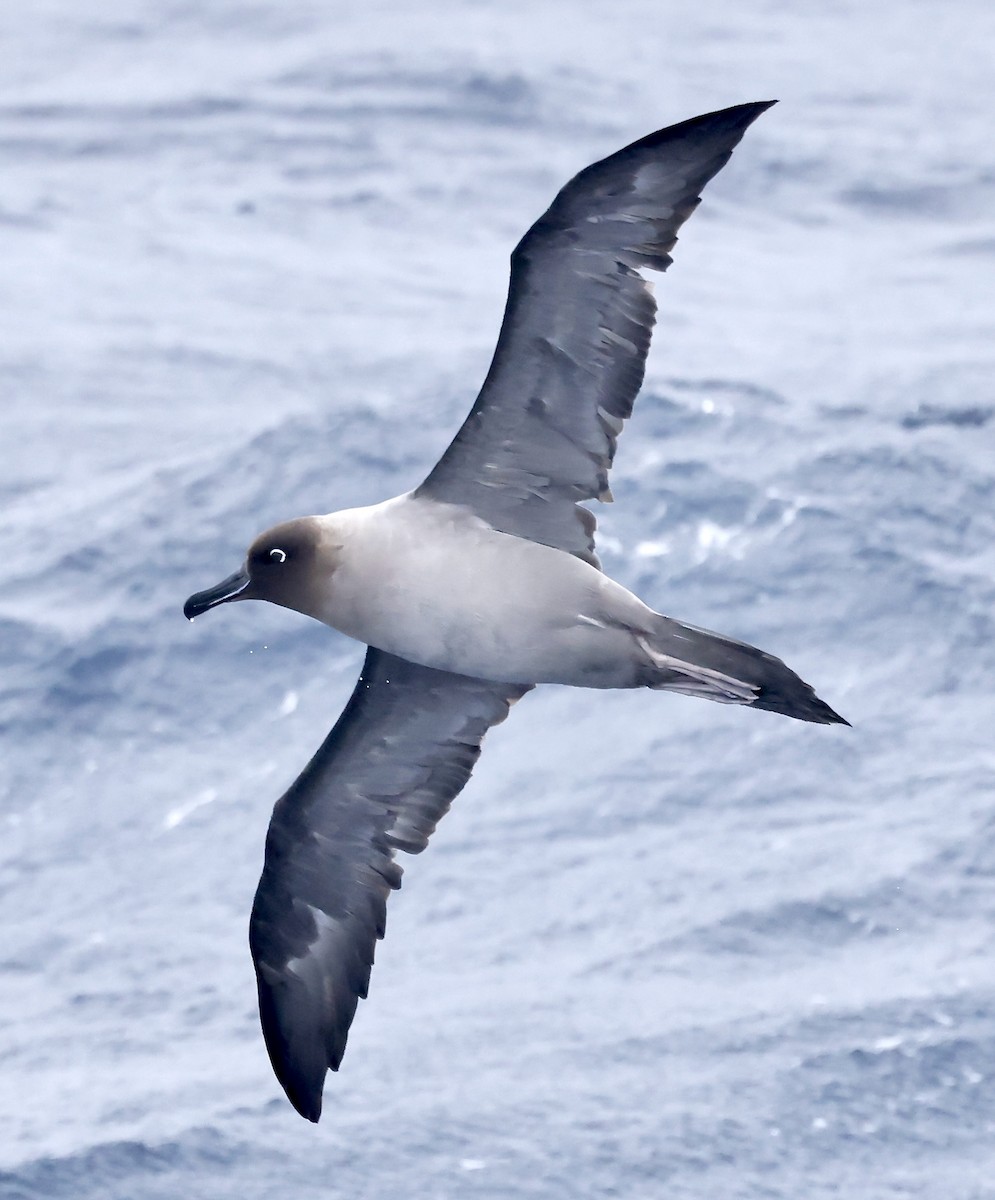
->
[183,569,250,620]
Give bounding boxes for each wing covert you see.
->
[248,647,530,1120]
[418,101,775,566]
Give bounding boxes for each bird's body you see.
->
[184,100,847,1121]
[293,493,657,687]
[289,493,840,713]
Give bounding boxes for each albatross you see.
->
[184,100,846,1121]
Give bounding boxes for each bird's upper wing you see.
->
[417,101,774,567]
[248,647,530,1121]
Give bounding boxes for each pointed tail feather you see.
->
[642,616,849,726]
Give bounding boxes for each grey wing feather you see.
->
[418,101,775,566]
[249,647,530,1121]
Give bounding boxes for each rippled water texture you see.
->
[2,2,994,1197]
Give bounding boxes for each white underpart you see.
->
[304,492,663,687]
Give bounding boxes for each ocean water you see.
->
[2,1,994,1196]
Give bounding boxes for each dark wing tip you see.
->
[255,970,331,1122]
[614,99,776,158]
[290,1083,323,1124]
[528,98,777,279]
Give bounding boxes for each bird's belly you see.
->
[323,511,651,686]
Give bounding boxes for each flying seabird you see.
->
[184,100,847,1121]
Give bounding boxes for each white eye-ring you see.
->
[269,548,287,563]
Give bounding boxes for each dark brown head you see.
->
[183,517,326,621]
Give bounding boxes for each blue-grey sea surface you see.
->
[1,1,994,1197]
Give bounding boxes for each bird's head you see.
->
[184,517,326,621]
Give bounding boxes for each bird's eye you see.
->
[269,548,287,563]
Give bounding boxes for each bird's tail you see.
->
[635,615,848,726]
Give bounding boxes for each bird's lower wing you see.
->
[248,647,531,1120]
